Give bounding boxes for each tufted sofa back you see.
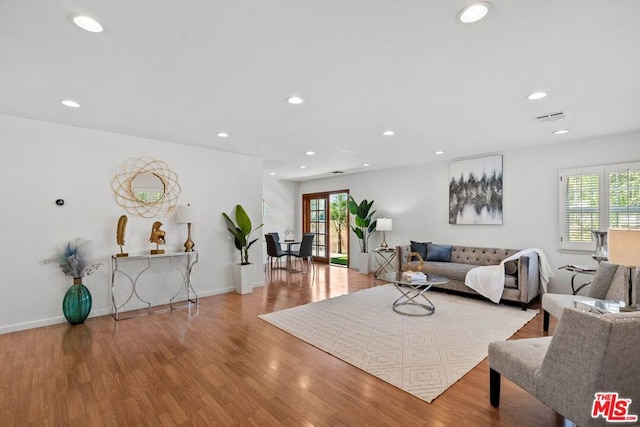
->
[450,246,519,266]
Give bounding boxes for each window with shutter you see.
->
[559,161,640,252]
[609,167,640,229]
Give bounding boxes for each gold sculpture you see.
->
[403,252,425,272]
[149,221,166,255]
[116,215,129,257]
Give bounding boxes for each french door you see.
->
[302,190,349,265]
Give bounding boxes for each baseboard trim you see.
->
[0,288,239,334]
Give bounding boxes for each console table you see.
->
[111,251,199,320]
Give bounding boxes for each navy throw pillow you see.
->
[410,241,429,261]
[426,243,453,262]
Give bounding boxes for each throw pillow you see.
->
[504,260,518,275]
[410,241,429,261]
[426,243,453,262]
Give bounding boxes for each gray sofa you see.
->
[394,244,541,309]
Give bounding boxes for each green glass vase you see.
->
[62,279,92,325]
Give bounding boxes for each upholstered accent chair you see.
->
[489,308,640,427]
[541,262,633,331]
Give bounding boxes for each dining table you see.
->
[283,240,301,272]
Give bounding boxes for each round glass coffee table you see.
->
[380,272,449,316]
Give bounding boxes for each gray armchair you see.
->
[542,262,632,331]
[489,307,640,427]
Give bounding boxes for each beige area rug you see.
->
[259,284,538,403]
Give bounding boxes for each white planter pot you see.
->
[358,252,371,274]
[232,263,263,294]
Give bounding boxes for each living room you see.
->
[1,1,639,425]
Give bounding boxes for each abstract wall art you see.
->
[449,154,503,225]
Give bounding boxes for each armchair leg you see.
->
[490,368,501,407]
[543,310,550,332]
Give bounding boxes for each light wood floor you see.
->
[0,264,570,426]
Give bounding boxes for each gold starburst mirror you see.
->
[111,158,181,218]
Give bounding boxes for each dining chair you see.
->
[265,233,288,273]
[290,233,315,274]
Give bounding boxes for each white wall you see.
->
[262,178,299,240]
[0,114,263,333]
[298,131,640,294]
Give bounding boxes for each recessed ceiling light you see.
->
[286,96,304,105]
[71,15,104,33]
[305,151,316,156]
[216,132,229,138]
[61,99,80,108]
[527,92,547,100]
[362,163,370,167]
[457,2,492,24]
[382,130,395,136]
[299,165,306,169]
[553,129,569,135]
[435,150,445,155]
[269,172,276,176]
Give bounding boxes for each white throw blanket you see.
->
[464,248,554,303]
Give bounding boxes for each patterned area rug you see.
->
[259,284,538,403]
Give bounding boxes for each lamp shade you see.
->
[176,204,200,224]
[608,229,640,267]
[377,218,393,231]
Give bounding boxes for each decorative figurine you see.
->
[116,215,129,257]
[149,221,166,254]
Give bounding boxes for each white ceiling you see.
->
[1,1,640,181]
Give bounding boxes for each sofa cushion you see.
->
[417,261,519,289]
[426,243,453,262]
[424,261,473,281]
[410,241,429,261]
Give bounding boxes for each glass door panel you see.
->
[303,190,349,266]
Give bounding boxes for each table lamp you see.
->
[377,218,393,249]
[607,228,640,311]
[177,203,200,252]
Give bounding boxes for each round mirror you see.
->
[112,158,180,218]
[131,172,165,203]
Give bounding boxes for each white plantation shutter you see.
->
[563,172,600,242]
[609,167,640,229]
[559,161,640,252]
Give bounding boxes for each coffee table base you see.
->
[392,284,435,316]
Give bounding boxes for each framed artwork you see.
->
[449,154,503,225]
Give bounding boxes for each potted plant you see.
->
[348,196,377,274]
[222,204,264,294]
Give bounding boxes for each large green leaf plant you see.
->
[222,204,263,265]
[348,196,377,253]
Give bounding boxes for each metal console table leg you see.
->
[111,251,199,320]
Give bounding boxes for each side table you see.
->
[559,265,597,295]
[373,248,396,279]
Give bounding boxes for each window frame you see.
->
[558,161,640,252]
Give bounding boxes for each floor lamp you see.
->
[607,228,640,311]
